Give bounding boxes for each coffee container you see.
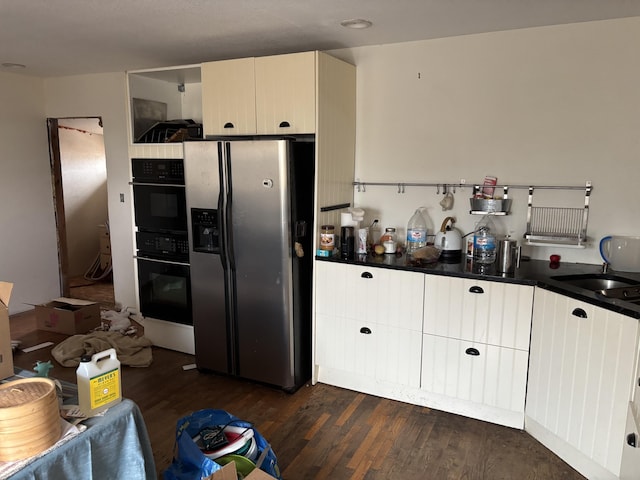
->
[497,238,518,273]
[340,226,355,260]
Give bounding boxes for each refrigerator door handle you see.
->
[222,142,236,272]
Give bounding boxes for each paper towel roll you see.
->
[341,212,358,227]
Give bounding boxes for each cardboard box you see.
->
[205,462,276,480]
[35,297,101,335]
[0,282,14,380]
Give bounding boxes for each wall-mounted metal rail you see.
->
[353,180,591,193]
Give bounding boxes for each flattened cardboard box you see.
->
[204,462,276,480]
[0,282,14,380]
[35,297,100,335]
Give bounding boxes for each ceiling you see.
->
[2,0,640,78]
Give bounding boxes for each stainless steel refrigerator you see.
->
[183,139,314,391]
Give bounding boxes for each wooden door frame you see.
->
[47,116,105,297]
[47,118,70,296]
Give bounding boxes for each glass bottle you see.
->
[380,227,397,254]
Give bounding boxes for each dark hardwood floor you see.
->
[8,292,584,479]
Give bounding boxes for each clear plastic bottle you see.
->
[406,209,427,254]
[473,216,497,264]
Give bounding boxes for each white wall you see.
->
[44,73,137,310]
[332,17,640,264]
[0,73,60,313]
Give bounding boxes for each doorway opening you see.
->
[47,117,115,308]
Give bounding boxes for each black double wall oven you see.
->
[132,158,192,325]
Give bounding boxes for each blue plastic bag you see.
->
[163,409,282,480]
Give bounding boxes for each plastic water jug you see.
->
[599,236,640,272]
[76,348,122,416]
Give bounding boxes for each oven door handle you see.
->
[130,181,185,188]
[134,256,190,267]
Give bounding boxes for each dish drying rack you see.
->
[524,181,592,248]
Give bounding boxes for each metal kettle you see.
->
[435,217,462,258]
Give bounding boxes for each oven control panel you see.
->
[136,231,189,262]
[131,158,184,184]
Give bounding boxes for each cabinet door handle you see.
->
[360,327,372,335]
[468,286,484,294]
[627,433,637,448]
[465,347,480,356]
[361,272,373,279]
[223,122,235,129]
[279,121,291,128]
[572,308,587,318]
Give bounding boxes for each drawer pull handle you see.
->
[223,122,235,129]
[361,272,373,279]
[465,347,480,356]
[468,286,484,294]
[572,308,587,318]
[627,433,637,448]
[279,121,291,128]
[360,327,372,335]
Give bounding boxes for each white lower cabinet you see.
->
[315,314,422,387]
[314,261,533,428]
[620,404,640,480]
[314,261,640,476]
[421,335,529,415]
[314,261,424,398]
[419,275,534,428]
[526,287,640,480]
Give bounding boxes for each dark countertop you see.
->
[316,253,640,319]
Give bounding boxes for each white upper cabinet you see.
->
[201,57,256,136]
[255,52,316,134]
[202,51,316,136]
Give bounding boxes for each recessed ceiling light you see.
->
[1,62,26,69]
[340,19,373,29]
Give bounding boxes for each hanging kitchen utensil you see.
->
[439,191,454,211]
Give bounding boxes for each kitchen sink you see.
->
[550,273,640,291]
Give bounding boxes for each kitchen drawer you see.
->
[316,262,424,331]
[421,333,528,413]
[423,275,533,350]
[315,313,422,387]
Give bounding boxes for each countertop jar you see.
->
[320,225,335,251]
[381,227,397,254]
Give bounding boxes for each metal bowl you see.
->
[469,198,512,213]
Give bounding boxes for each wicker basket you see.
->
[0,378,61,461]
